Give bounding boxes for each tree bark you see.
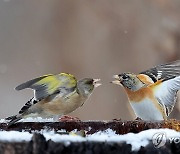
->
[0,119,180,134]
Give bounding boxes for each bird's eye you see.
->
[86,80,93,85]
[122,74,128,80]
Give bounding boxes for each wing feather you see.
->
[15,74,60,100]
[152,76,180,115]
[141,60,180,116]
[140,60,180,82]
[15,73,77,101]
[15,74,53,90]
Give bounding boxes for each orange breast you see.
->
[125,87,153,102]
[124,79,163,103]
[124,79,166,119]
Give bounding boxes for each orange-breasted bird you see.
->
[111,60,180,120]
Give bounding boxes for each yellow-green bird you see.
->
[6,73,101,126]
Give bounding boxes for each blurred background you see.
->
[0,0,180,120]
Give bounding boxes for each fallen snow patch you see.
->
[18,117,54,122]
[0,128,179,151]
[0,117,54,123]
[0,131,32,142]
[0,119,7,123]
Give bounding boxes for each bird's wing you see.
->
[141,60,180,116]
[15,74,61,100]
[150,76,180,116]
[18,97,38,114]
[140,60,180,82]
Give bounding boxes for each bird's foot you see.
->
[59,115,81,122]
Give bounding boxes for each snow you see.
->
[0,128,179,151]
[0,117,54,123]
[0,131,32,142]
[0,119,7,123]
[86,128,180,150]
[18,117,54,122]
[1,118,106,123]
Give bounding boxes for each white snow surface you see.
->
[0,119,6,123]
[0,117,54,123]
[18,117,54,122]
[0,128,179,151]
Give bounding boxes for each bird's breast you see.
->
[124,87,153,102]
[38,93,87,115]
[124,81,166,120]
[130,98,164,120]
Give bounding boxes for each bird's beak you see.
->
[93,79,102,88]
[111,75,122,85]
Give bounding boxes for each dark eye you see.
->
[122,74,129,79]
[86,80,93,85]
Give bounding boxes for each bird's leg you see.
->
[59,115,81,122]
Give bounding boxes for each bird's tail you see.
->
[5,115,22,127]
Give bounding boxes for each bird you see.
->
[111,60,180,120]
[6,73,101,126]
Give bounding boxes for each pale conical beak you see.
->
[93,79,102,88]
[113,75,120,80]
[111,75,122,85]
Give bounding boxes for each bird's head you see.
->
[77,78,101,97]
[111,73,145,91]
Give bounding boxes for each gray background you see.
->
[0,0,180,120]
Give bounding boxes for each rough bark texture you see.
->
[0,133,180,154]
[0,119,180,134]
[0,120,180,154]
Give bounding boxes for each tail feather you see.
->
[6,115,22,127]
[5,98,36,127]
[5,115,17,121]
